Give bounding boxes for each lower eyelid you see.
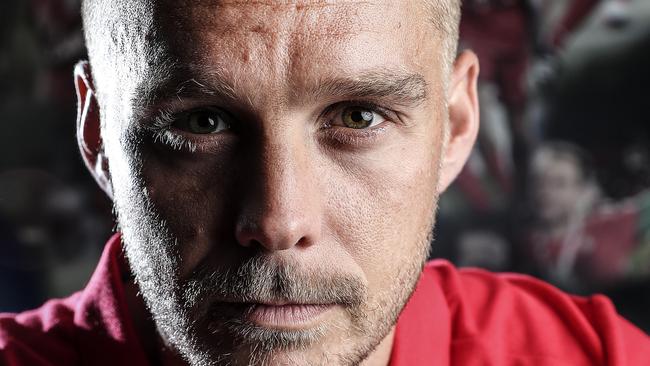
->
[319,123,389,147]
[150,129,197,152]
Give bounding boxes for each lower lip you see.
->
[244,304,333,328]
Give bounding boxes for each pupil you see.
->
[199,115,215,128]
[351,110,372,123]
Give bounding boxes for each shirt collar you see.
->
[74,233,150,365]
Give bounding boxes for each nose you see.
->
[235,136,322,252]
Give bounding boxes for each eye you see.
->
[336,107,386,129]
[174,109,230,134]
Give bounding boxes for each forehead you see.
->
[157,0,430,55]
[96,0,443,112]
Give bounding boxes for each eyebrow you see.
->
[308,71,428,106]
[132,66,237,113]
[134,67,428,116]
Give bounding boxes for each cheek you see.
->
[322,132,441,285]
[137,147,241,275]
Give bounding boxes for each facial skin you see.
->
[76,1,479,365]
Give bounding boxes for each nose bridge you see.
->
[236,123,321,251]
[263,136,305,213]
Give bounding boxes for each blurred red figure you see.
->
[527,142,650,290]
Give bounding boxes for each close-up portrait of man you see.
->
[1,0,650,365]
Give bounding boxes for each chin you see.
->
[185,341,363,366]
[179,320,378,366]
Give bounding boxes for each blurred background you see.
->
[1,0,649,332]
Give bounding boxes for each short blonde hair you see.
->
[424,0,462,76]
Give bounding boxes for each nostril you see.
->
[235,218,315,252]
[295,235,310,248]
[234,222,261,248]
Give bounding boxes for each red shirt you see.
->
[2,234,649,365]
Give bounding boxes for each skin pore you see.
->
[76,1,479,365]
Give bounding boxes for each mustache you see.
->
[181,255,366,312]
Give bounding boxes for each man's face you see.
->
[531,152,586,224]
[85,1,461,365]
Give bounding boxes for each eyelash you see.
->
[147,101,396,152]
[148,109,199,153]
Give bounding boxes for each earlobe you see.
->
[75,61,113,198]
[438,50,480,193]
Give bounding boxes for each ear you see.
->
[75,61,113,198]
[437,50,480,193]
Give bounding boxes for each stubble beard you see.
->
[112,174,435,366]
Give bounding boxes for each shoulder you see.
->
[0,236,149,366]
[0,294,81,366]
[423,260,650,365]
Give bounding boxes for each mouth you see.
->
[246,303,333,328]
[215,301,336,330]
